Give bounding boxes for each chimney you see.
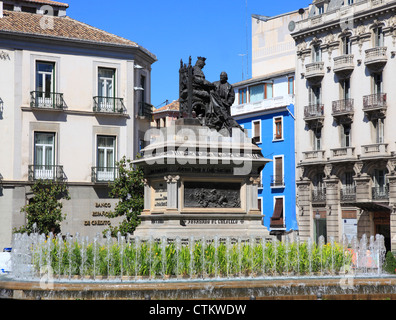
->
[0,1,3,18]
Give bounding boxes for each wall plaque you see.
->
[153,181,168,208]
[184,181,241,208]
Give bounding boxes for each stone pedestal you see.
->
[133,122,272,239]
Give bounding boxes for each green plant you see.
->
[15,180,70,235]
[106,156,144,237]
[384,251,396,274]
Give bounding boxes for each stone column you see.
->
[387,174,396,253]
[354,175,371,203]
[297,179,312,241]
[248,176,261,214]
[324,177,341,242]
[142,179,151,215]
[164,175,180,213]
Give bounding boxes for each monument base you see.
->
[133,213,271,240]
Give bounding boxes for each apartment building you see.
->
[291,0,396,252]
[0,0,156,249]
[232,11,300,237]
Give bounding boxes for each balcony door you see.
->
[35,61,55,108]
[97,136,116,181]
[98,68,115,111]
[373,169,387,197]
[34,132,55,180]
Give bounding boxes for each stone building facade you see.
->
[291,0,396,252]
[0,0,156,249]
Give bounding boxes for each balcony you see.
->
[372,186,389,201]
[341,185,356,202]
[312,188,326,203]
[28,165,67,182]
[93,96,126,114]
[270,175,285,188]
[361,143,389,158]
[91,167,119,183]
[304,104,324,129]
[30,91,66,110]
[363,93,387,120]
[305,62,325,84]
[302,150,326,162]
[138,102,153,120]
[332,99,354,124]
[333,55,354,79]
[365,47,387,72]
[231,95,294,117]
[331,147,355,159]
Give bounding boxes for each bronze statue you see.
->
[179,57,243,135]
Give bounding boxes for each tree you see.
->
[106,156,144,237]
[384,251,396,274]
[15,180,70,235]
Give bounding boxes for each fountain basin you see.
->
[2,275,396,300]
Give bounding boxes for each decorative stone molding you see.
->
[249,176,261,186]
[387,159,396,175]
[324,164,333,179]
[353,161,364,177]
[164,175,180,183]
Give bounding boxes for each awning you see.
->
[271,198,284,228]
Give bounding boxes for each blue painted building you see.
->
[231,72,298,237]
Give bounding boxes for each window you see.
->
[288,77,294,95]
[271,197,284,229]
[374,26,384,47]
[373,169,388,199]
[252,120,261,143]
[250,85,264,103]
[342,36,351,55]
[258,198,263,212]
[374,118,384,144]
[274,117,283,140]
[98,68,116,111]
[373,72,383,94]
[36,61,55,105]
[341,78,351,100]
[34,132,55,180]
[273,156,284,187]
[265,83,273,99]
[97,136,116,181]
[313,127,322,150]
[341,123,351,147]
[312,45,322,62]
[309,85,321,105]
[317,5,324,15]
[239,88,247,104]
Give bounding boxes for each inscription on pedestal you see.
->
[184,181,241,208]
[153,182,168,208]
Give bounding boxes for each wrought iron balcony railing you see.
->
[270,175,285,187]
[138,102,153,120]
[28,165,67,182]
[304,104,324,119]
[332,99,354,115]
[312,188,326,203]
[372,186,389,200]
[91,167,119,183]
[341,185,356,201]
[363,93,387,110]
[93,96,126,114]
[30,91,66,110]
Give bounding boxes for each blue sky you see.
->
[66,0,311,109]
